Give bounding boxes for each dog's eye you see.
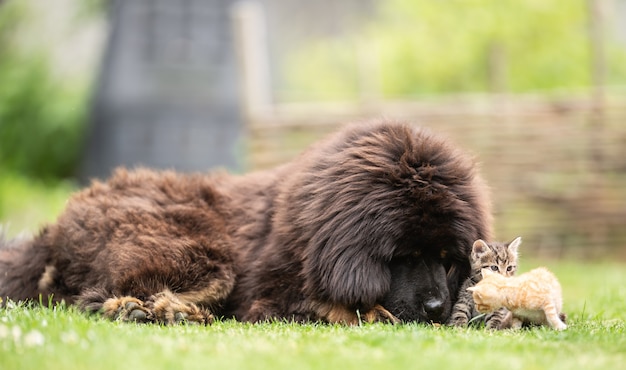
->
[412,250,422,258]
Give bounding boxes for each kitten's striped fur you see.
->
[447,237,521,329]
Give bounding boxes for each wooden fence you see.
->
[245,92,626,259]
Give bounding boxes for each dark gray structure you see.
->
[82,0,243,181]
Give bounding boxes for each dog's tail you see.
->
[0,226,50,305]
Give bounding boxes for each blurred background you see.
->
[1,0,625,260]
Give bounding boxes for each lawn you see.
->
[0,258,624,370]
[1,174,625,370]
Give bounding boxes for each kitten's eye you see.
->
[507,266,515,272]
[490,265,499,271]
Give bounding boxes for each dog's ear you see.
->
[302,228,392,309]
[278,143,399,310]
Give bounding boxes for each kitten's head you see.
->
[467,269,507,313]
[471,236,521,277]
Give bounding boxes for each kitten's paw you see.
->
[546,310,567,330]
[486,308,512,330]
[511,317,524,330]
[485,319,503,330]
[553,322,567,330]
[447,315,469,327]
[446,311,470,327]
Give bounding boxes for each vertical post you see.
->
[231,1,273,122]
[587,0,606,171]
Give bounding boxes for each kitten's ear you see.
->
[472,239,489,255]
[466,286,477,292]
[508,236,522,255]
[481,268,495,278]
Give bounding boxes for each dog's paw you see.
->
[101,297,151,323]
[362,304,400,324]
[146,290,214,325]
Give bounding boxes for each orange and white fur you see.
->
[468,267,567,330]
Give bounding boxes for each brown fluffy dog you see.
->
[0,121,492,324]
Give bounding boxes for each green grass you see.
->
[1,260,624,370]
[1,174,624,369]
[0,171,76,237]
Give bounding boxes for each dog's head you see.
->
[285,122,487,323]
[380,252,467,323]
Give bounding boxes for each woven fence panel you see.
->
[246,94,626,259]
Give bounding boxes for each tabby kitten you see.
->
[468,267,567,330]
[447,237,521,329]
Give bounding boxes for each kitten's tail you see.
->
[0,226,50,305]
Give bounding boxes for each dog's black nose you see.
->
[424,298,444,320]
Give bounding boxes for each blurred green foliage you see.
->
[284,0,626,100]
[0,172,74,235]
[0,1,88,181]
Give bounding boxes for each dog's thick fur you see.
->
[0,121,492,324]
